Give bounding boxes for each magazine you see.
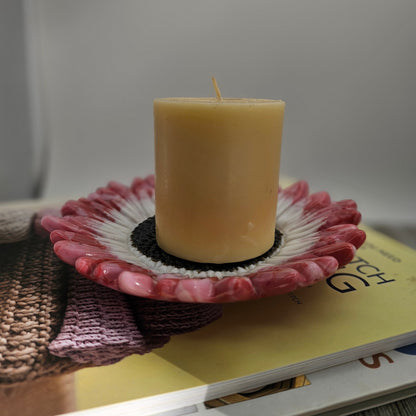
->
[69,225,416,415]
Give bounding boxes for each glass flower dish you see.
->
[41,176,366,303]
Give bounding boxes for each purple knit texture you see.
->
[49,271,223,366]
[131,297,224,337]
[48,271,170,366]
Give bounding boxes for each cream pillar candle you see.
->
[154,88,285,264]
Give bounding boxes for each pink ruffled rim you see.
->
[41,176,366,303]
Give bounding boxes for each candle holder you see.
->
[42,175,366,303]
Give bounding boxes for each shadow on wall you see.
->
[0,1,42,202]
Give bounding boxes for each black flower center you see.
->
[130,216,282,273]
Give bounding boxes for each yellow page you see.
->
[76,225,416,409]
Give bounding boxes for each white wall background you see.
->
[26,0,416,224]
[0,1,34,201]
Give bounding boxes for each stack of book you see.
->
[67,225,416,416]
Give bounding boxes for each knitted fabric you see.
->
[0,226,85,385]
[0,208,35,244]
[1,207,223,378]
[0,206,58,244]
[131,297,224,337]
[49,273,223,366]
[48,271,170,366]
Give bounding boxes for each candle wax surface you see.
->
[154,97,285,264]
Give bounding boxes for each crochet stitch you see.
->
[0,226,84,384]
[131,297,224,337]
[1,209,223,377]
[49,272,223,366]
[48,270,171,366]
[0,208,34,244]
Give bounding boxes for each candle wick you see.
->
[212,77,223,101]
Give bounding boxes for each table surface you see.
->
[350,225,416,416]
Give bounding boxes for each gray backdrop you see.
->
[2,0,416,224]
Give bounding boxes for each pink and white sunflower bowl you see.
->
[41,176,366,303]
